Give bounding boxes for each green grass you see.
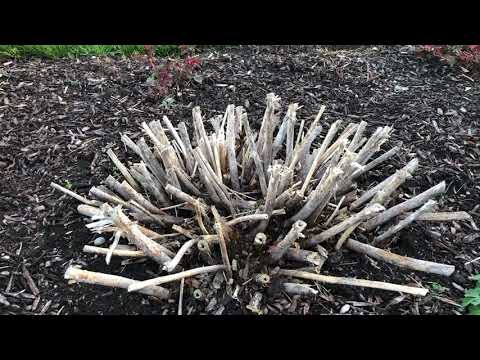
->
[0,45,180,59]
[463,274,480,315]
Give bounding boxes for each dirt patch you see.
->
[1,45,479,315]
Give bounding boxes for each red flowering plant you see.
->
[419,45,480,70]
[144,45,202,98]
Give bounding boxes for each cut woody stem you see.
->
[306,203,385,247]
[127,264,226,293]
[268,220,307,264]
[345,239,455,277]
[65,266,170,299]
[278,269,428,296]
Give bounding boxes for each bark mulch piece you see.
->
[1,45,479,315]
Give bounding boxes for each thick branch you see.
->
[65,267,169,299]
[346,239,455,277]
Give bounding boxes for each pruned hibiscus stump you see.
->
[52,92,474,314]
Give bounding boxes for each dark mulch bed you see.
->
[1,45,479,315]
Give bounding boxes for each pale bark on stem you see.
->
[355,126,391,166]
[211,206,233,279]
[284,247,327,267]
[106,230,122,265]
[219,138,229,176]
[234,106,244,138]
[253,165,282,233]
[295,118,305,150]
[346,239,455,277]
[356,145,400,177]
[299,150,322,195]
[337,148,359,176]
[108,206,173,264]
[149,120,187,173]
[106,149,141,192]
[256,93,280,159]
[306,203,385,246]
[178,278,185,315]
[212,134,223,181]
[51,182,101,207]
[399,211,472,222]
[121,134,141,156]
[126,204,181,227]
[278,269,429,296]
[298,126,323,175]
[325,196,345,226]
[162,115,193,164]
[272,105,299,159]
[278,167,294,195]
[246,292,264,314]
[131,162,170,206]
[194,148,228,196]
[267,220,307,263]
[172,224,195,238]
[339,154,385,194]
[65,267,170,299]
[198,167,221,204]
[352,126,382,162]
[274,187,296,209]
[305,105,326,140]
[291,120,328,171]
[163,238,200,272]
[119,180,164,215]
[335,222,360,250]
[192,106,216,168]
[136,137,168,185]
[142,121,182,189]
[309,125,357,179]
[347,120,367,152]
[373,200,437,245]
[83,245,145,258]
[282,283,319,296]
[316,120,343,160]
[302,153,315,180]
[227,214,269,226]
[298,120,342,195]
[89,186,129,208]
[162,115,194,174]
[77,204,166,240]
[273,114,288,154]
[128,264,226,293]
[177,122,195,175]
[368,164,412,207]
[285,104,297,166]
[240,128,251,184]
[290,167,343,224]
[243,117,268,196]
[77,204,102,218]
[165,184,207,214]
[349,158,419,210]
[194,201,209,236]
[173,161,202,196]
[104,175,131,200]
[262,103,276,181]
[226,105,240,190]
[364,181,446,231]
[193,149,235,214]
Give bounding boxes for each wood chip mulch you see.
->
[1,45,479,315]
